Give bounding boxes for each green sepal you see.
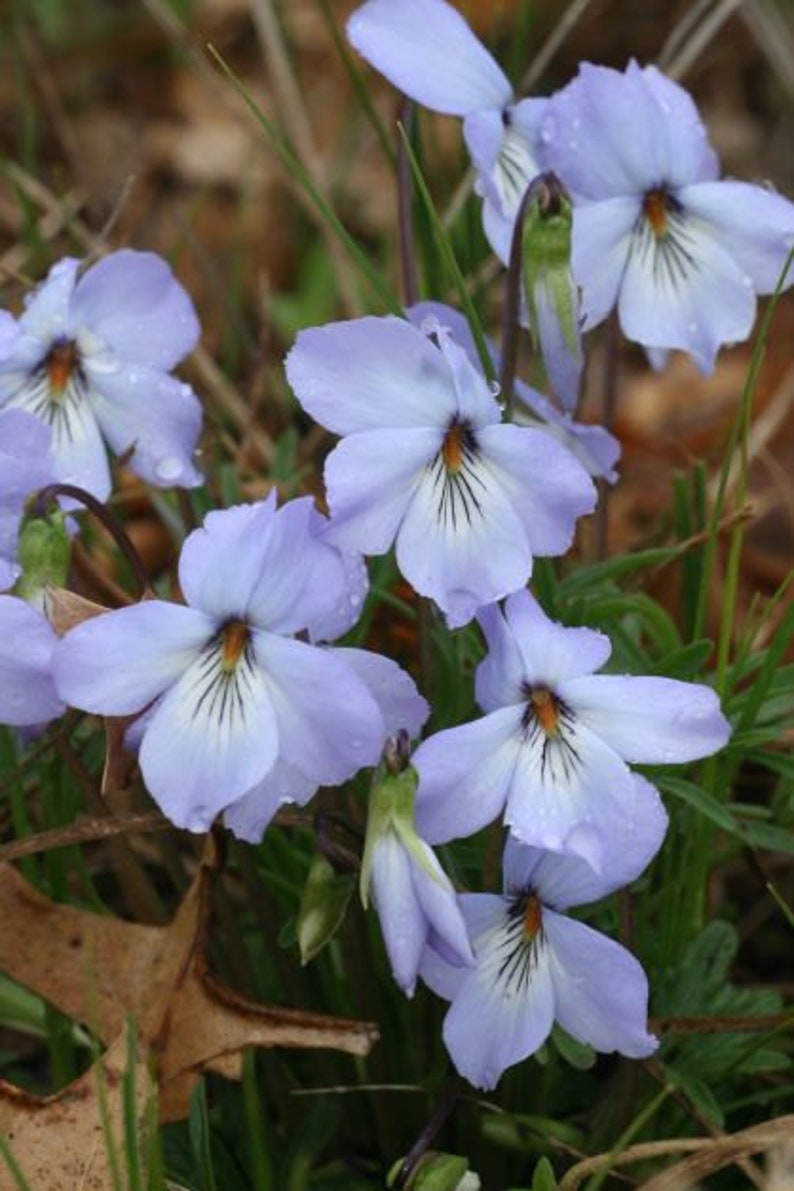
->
[359,764,417,908]
[297,854,356,965]
[522,187,579,357]
[387,1152,477,1190]
[14,511,71,605]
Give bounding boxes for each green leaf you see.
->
[551,1024,596,1070]
[297,854,355,965]
[531,1157,558,1191]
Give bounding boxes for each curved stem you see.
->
[397,97,419,308]
[392,1076,460,1189]
[33,483,152,599]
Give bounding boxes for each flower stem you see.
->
[34,483,152,599]
[397,97,419,308]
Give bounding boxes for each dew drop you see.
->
[154,455,183,483]
[687,321,698,334]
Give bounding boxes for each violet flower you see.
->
[414,590,730,869]
[408,302,620,483]
[541,61,794,371]
[0,251,203,500]
[53,495,422,833]
[286,315,596,628]
[347,0,547,259]
[421,815,664,1090]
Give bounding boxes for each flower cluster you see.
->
[7,0,783,1102]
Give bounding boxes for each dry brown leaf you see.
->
[43,587,108,636]
[0,840,377,1123]
[0,1023,154,1191]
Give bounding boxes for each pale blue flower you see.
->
[420,824,663,1089]
[286,315,596,628]
[53,495,418,834]
[0,595,65,726]
[0,251,203,500]
[347,0,547,259]
[0,409,55,591]
[414,590,730,869]
[541,61,794,371]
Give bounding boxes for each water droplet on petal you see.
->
[154,455,184,483]
[688,322,698,335]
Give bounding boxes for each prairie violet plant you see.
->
[0,409,55,591]
[286,314,596,627]
[54,494,425,834]
[0,595,65,727]
[420,822,665,1089]
[542,61,794,370]
[347,0,547,260]
[414,590,731,868]
[0,251,203,500]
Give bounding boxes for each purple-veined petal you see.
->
[410,842,473,968]
[0,596,65,725]
[502,589,612,687]
[347,0,512,117]
[323,427,438,557]
[87,363,202,489]
[54,601,215,715]
[330,647,429,738]
[618,212,756,372]
[561,673,731,764]
[544,910,657,1057]
[6,377,112,504]
[465,98,546,223]
[287,316,460,436]
[18,258,80,342]
[542,61,714,201]
[442,895,556,1089]
[179,497,277,622]
[571,197,637,330]
[504,775,668,908]
[139,639,280,830]
[396,448,535,627]
[414,706,524,843]
[504,716,639,872]
[254,631,384,784]
[680,180,794,294]
[477,423,596,558]
[433,326,501,427]
[371,832,426,996]
[71,251,199,371]
[224,759,317,843]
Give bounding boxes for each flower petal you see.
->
[224,760,317,843]
[396,446,534,627]
[571,197,637,330]
[323,427,437,556]
[0,597,64,725]
[330,647,429,738]
[477,423,596,558]
[410,842,473,968]
[442,897,555,1089]
[71,251,199,370]
[531,270,583,413]
[54,601,215,715]
[179,498,277,623]
[414,706,524,843]
[501,589,612,687]
[18,258,80,342]
[514,382,621,482]
[254,632,384,783]
[561,674,731,763]
[371,833,426,995]
[504,775,668,907]
[139,641,279,830]
[287,316,460,435]
[346,0,512,117]
[475,603,527,713]
[618,215,756,372]
[545,911,657,1057]
[87,364,202,489]
[680,180,794,294]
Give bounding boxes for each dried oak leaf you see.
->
[0,1024,153,1191]
[0,839,377,1123]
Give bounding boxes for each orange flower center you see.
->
[45,340,79,397]
[221,619,250,671]
[643,189,669,238]
[522,895,543,941]
[529,687,560,736]
[441,422,466,474]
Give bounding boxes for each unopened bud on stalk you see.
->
[15,511,71,609]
